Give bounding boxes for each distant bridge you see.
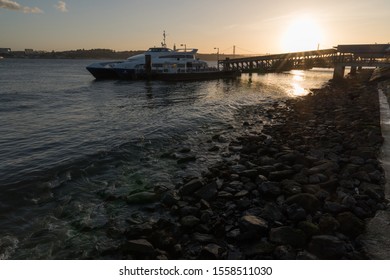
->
[219,44,390,79]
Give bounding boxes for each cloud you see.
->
[0,0,43,13]
[55,1,68,12]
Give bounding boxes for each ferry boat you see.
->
[86,32,239,81]
[112,47,210,80]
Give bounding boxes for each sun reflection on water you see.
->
[289,70,308,97]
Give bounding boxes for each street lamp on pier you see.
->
[214,47,220,70]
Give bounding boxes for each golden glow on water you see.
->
[281,16,323,52]
[290,70,308,96]
[291,82,307,96]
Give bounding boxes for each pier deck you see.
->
[219,44,390,79]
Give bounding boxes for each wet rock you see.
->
[181,179,203,196]
[318,214,340,234]
[230,164,247,173]
[180,216,200,228]
[268,170,295,181]
[239,169,259,179]
[308,235,348,259]
[281,180,302,195]
[269,226,306,248]
[285,193,321,212]
[286,204,306,221]
[239,215,268,240]
[235,190,249,198]
[226,228,241,240]
[192,232,215,243]
[179,206,199,217]
[200,243,222,259]
[324,201,347,214]
[242,241,275,257]
[259,182,282,197]
[297,221,320,238]
[341,195,357,209]
[240,215,268,233]
[218,191,234,198]
[261,203,285,222]
[296,251,318,260]
[126,192,158,204]
[125,223,153,238]
[194,181,218,201]
[308,161,338,175]
[274,245,296,260]
[319,179,339,193]
[161,190,180,207]
[123,239,156,256]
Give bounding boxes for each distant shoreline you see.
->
[1,49,251,61]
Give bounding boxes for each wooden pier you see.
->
[219,44,390,79]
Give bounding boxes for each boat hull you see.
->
[86,66,119,80]
[151,70,240,81]
[113,68,138,80]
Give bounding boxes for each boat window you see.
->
[159,54,195,59]
[147,48,171,52]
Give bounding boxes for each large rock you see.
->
[180,215,200,228]
[126,192,157,204]
[268,170,295,181]
[200,243,221,259]
[194,181,218,201]
[308,235,347,259]
[180,179,203,196]
[239,215,268,240]
[269,226,306,248]
[259,182,282,197]
[308,161,338,175]
[161,190,180,207]
[123,239,156,255]
[336,212,365,237]
[285,193,321,212]
[242,241,275,257]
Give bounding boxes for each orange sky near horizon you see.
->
[0,0,389,54]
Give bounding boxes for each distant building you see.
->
[0,48,11,54]
[25,49,34,55]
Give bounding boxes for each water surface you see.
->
[0,59,333,259]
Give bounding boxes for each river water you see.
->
[0,58,333,259]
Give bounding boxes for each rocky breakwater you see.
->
[117,71,387,260]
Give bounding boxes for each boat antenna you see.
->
[161,31,167,48]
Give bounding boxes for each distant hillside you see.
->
[4,48,255,60]
[5,49,144,59]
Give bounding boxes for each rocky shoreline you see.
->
[107,70,388,260]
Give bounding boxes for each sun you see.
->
[281,16,323,53]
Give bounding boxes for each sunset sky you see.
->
[1,0,389,54]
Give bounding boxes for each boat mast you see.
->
[161,31,167,48]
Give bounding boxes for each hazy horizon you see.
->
[1,0,389,54]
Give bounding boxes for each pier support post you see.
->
[145,55,152,74]
[350,66,357,75]
[333,64,345,80]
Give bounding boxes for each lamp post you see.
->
[214,47,220,70]
[181,43,187,73]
